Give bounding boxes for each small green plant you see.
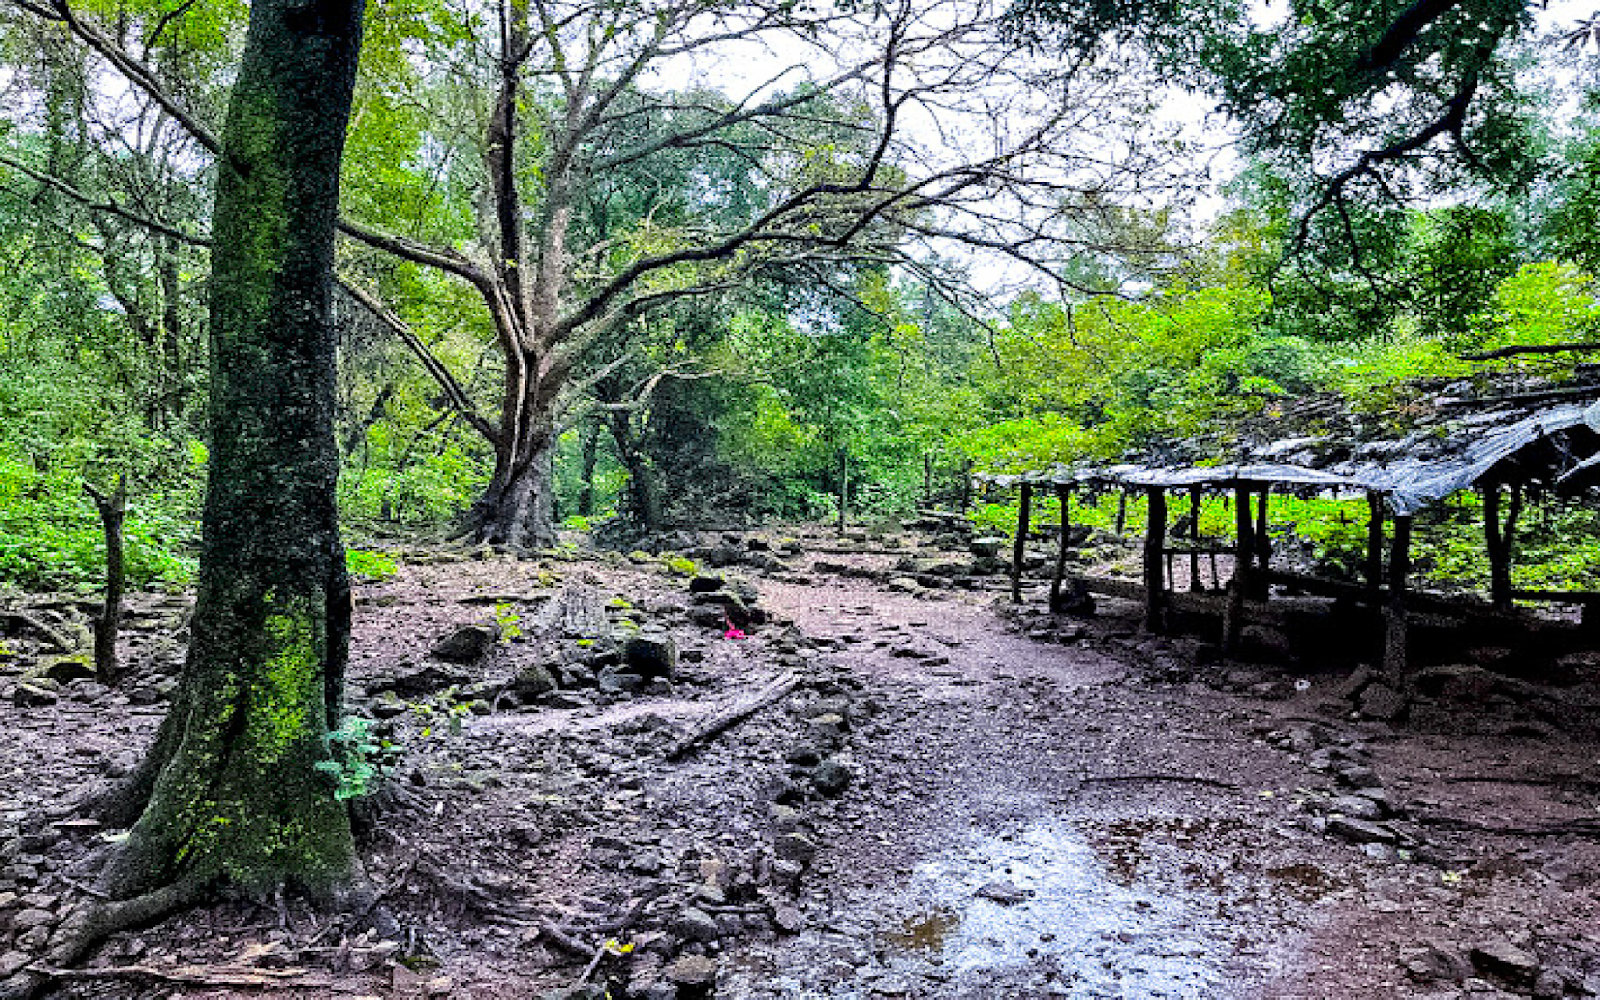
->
[494,601,523,644]
[663,554,697,576]
[314,716,398,800]
[411,689,472,738]
[606,595,634,610]
[345,548,398,582]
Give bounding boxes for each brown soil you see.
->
[2,523,1598,999]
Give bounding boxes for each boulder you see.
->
[1358,682,1408,721]
[1470,939,1540,987]
[39,655,95,684]
[512,662,558,698]
[429,625,499,664]
[810,757,852,797]
[623,633,677,680]
[383,662,474,698]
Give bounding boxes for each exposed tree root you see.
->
[0,876,211,1000]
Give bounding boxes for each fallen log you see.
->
[666,672,799,760]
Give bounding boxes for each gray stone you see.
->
[1326,816,1397,845]
[976,880,1031,905]
[40,655,95,684]
[513,663,558,697]
[598,670,645,694]
[810,758,852,797]
[772,905,804,934]
[670,908,720,944]
[429,624,499,663]
[1359,682,1408,721]
[666,954,717,990]
[1470,939,1540,987]
[0,951,27,978]
[1329,795,1386,821]
[11,684,56,708]
[1400,941,1471,982]
[1335,666,1376,701]
[623,633,677,680]
[773,833,817,866]
[7,909,53,932]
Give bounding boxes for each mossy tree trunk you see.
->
[101,0,364,900]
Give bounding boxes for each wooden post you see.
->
[84,475,128,684]
[1115,491,1128,535]
[1223,486,1254,654]
[1364,491,1385,601]
[1254,488,1272,588]
[1050,484,1070,610]
[1188,486,1202,592]
[1011,482,1033,604]
[837,447,849,535]
[1383,514,1414,674]
[923,452,934,507]
[1143,486,1168,633]
[958,458,973,512]
[1483,482,1521,612]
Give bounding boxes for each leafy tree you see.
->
[2,3,366,993]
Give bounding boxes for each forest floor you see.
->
[2,522,1600,999]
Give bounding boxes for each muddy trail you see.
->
[2,523,1599,999]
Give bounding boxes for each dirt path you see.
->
[2,530,1598,999]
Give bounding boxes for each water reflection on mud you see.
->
[727,815,1304,998]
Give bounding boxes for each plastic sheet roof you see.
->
[976,401,1600,516]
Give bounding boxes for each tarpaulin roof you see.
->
[975,401,1600,516]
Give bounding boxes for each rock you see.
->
[598,670,645,694]
[772,905,805,934]
[0,951,27,978]
[1400,941,1471,982]
[670,908,720,944]
[1337,763,1382,789]
[969,537,1006,559]
[512,662,558,698]
[1241,625,1294,661]
[1413,664,1498,704]
[687,576,725,594]
[623,633,677,680]
[810,758,852,797]
[8,909,54,932]
[1470,940,1540,987]
[1326,816,1397,845]
[1334,666,1376,701]
[666,954,717,992]
[429,624,499,663]
[976,880,1031,905]
[1329,794,1386,821]
[40,655,94,684]
[1358,682,1408,721]
[385,662,474,698]
[11,684,57,708]
[773,833,818,866]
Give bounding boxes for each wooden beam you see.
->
[1254,488,1272,584]
[1188,486,1202,592]
[1223,486,1254,654]
[1364,491,1385,600]
[1050,484,1070,609]
[1143,486,1168,633]
[1011,482,1033,604]
[1383,514,1414,674]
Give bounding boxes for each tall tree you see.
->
[2,0,364,993]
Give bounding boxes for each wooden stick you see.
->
[1011,482,1032,604]
[665,672,799,760]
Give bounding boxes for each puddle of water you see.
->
[890,818,1231,997]
[725,816,1294,999]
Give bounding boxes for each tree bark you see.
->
[84,476,127,684]
[101,0,364,900]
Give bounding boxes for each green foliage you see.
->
[345,548,398,582]
[314,716,399,801]
[493,602,522,644]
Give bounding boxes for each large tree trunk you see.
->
[606,411,662,534]
[471,424,559,550]
[101,0,364,900]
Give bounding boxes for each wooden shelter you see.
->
[978,399,1600,673]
